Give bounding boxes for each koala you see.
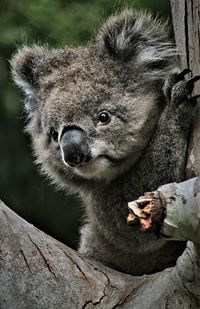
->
[11,10,198,275]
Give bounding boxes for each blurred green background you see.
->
[0,0,171,249]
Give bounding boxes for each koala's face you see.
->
[11,10,174,184]
[39,65,160,181]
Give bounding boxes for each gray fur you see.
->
[11,10,194,275]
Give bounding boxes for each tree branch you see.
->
[1,190,200,308]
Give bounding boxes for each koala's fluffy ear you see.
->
[11,46,45,97]
[97,10,172,61]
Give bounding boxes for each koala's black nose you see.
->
[60,128,91,167]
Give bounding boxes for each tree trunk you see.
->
[170,0,200,178]
[1,1,200,308]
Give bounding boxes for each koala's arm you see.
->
[133,70,198,193]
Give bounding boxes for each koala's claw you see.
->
[164,69,200,106]
[192,94,200,100]
[177,68,191,80]
[172,75,200,106]
[187,75,200,87]
[189,94,200,105]
[163,69,190,100]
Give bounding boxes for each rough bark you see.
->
[1,1,200,308]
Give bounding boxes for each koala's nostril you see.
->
[60,128,91,167]
[66,153,85,167]
[72,155,82,164]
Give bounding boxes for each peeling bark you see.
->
[128,177,200,244]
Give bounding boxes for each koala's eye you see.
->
[98,111,111,125]
[50,128,58,142]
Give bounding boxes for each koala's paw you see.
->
[163,69,200,106]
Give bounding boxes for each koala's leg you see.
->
[137,70,200,191]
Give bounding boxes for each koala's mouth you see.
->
[97,154,125,165]
[74,154,125,168]
[71,154,127,180]
[73,156,112,179]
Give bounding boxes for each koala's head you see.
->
[11,10,175,186]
